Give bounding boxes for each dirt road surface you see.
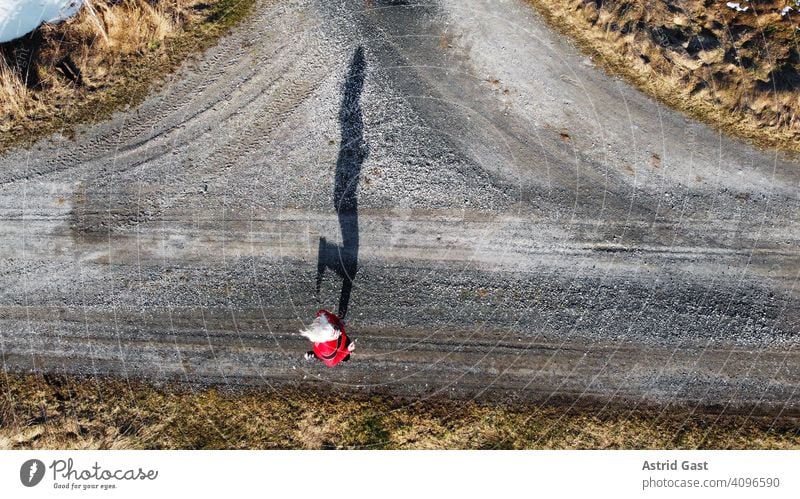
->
[1,0,798,415]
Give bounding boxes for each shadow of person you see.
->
[316,46,368,319]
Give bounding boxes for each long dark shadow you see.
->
[316,46,367,319]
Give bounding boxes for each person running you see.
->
[300,309,355,366]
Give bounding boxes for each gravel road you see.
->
[1,0,798,414]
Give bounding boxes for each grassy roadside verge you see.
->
[1,374,798,449]
[0,0,256,154]
[524,0,800,153]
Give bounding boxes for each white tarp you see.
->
[0,0,84,43]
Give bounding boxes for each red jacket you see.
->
[311,310,351,367]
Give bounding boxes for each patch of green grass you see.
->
[341,412,392,449]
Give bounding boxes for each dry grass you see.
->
[78,0,200,55]
[0,0,255,152]
[1,374,798,449]
[0,57,40,118]
[524,0,800,152]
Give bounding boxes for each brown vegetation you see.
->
[1,374,798,449]
[525,0,800,151]
[0,0,255,152]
